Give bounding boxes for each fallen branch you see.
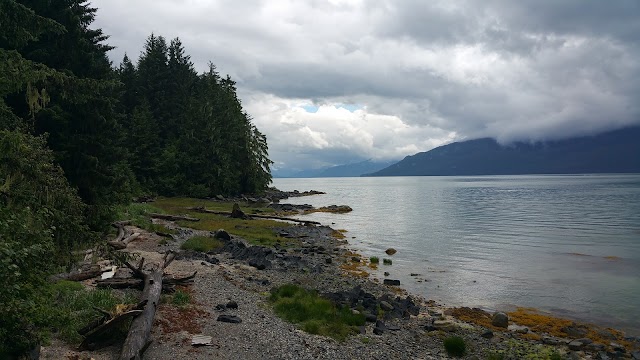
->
[189,207,321,225]
[149,213,199,222]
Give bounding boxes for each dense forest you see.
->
[0,0,272,354]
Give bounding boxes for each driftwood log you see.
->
[96,271,196,291]
[119,251,176,360]
[189,206,321,225]
[149,213,199,222]
[108,221,142,249]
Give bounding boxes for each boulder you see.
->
[214,229,231,241]
[433,319,457,332]
[379,301,394,311]
[385,248,397,255]
[568,340,584,351]
[491,312,509,328]
[481,330,494,338]
[383,279,400,286]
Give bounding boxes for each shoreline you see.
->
[41,194,640,359]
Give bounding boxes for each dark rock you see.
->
[325,257,332,264]
[351,256,360,262]
[385,248,397,255]
[373,327,384,335]
[610,342,625,352]
[365,313,377,322]
[631,351,640,360]
[587,343,606,351]
[481,330,494,338]
[359,326,366,334]
[410,273,421,276]
[214,229,231,241]
[215,304,226,311]
[217,315,242,323]
[386,324,401,331]
[375,320,386,330]
[597,352,611,360]
[384,272,390,276]
[425,324,437,332]
[226,301,238,309]
[231,203,247,219]
[568,340,584,351]
[491,312,509,328]
[383,279,400,286]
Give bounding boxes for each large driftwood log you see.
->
[149,213,199,222]
[119,251,176,360]
[189,206,321,225]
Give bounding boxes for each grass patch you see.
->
[369,256,379,264]
[115,203,176,235]
[269,284,365,341]
[181,236,223,252]
[171,289,191,307]
[443,336,466,357]
[153,197,298,247]
[382,258,392,265]
[45,280,136,344]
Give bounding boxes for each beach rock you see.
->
[325,257,332,264]
[385,248,397,255]
[610,343,625,352]
[562,325,588,338]
[365,313,377,322]
[226,300,238,309]
[433,319,457,332]
[508,324,529,333]
[217,315,242,323]
[380,301,394,311]
[481,330,494,338]
[542,336,560,345]
[631,351,640,359]
[384,272,390,276]
[383,279,400,286]
[386,324,401,331]
[568,340,584,350]
[373,327,384,335]
[214,229,231,241]
[351,256,360,262]
[587,343,605,351]
[491,312,509,328]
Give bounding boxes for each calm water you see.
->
[272,175,640,335]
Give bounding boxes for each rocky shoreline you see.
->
[41,195,640,360]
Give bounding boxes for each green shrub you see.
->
[443,336,466,357]
[269,284,365,341]
[382,258,392,265]
[181,236,223,252]
[370,256,379,264]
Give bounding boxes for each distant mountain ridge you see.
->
[367,126,640,176]
[274,159,396,178]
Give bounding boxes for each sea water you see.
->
[272,175,640,335]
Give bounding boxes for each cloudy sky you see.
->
[93,0,640,172]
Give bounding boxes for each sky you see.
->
[93,0,640,172]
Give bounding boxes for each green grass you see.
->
[443,336,466,357]
[171,289,191,307]
[269,284,365,341]
[115,203,176,235]
[154,197,299,247]
[382,258,392,265]
[44,280,136,343]
[369,256,379,264]
[181,236,223,252]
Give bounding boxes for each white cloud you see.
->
[93,0,640,170]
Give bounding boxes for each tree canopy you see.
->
[0,0,272,355]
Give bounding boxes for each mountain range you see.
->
[367,126,640,176]
[273,159,396,178]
